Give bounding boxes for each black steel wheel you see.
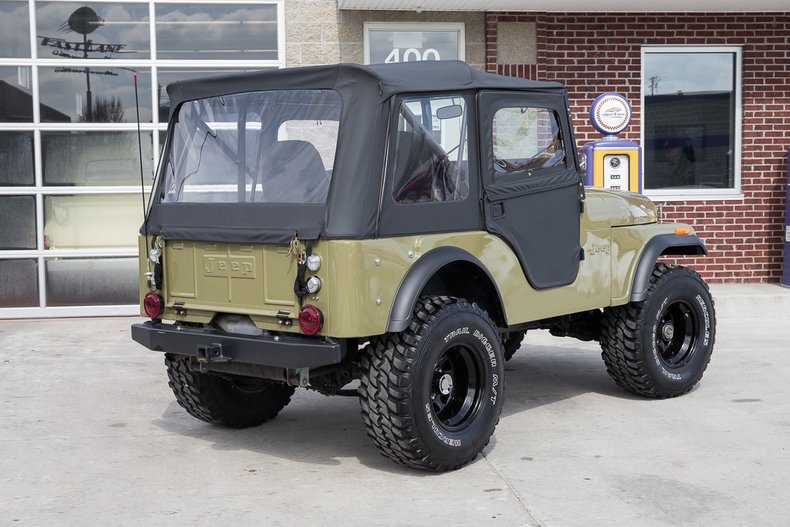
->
[655,300,699,369]
[431,344,484,429]
[600,263,715,398]
[359,296,505,471]
[165,355,294,428]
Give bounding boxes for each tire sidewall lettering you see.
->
[443,326,470,343]
[472,329,498,368]
[425,402,462,447]
[695,293,712,346]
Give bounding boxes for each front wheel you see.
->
[359,297,505,471]
[600,264,716,398]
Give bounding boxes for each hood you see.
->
[586,188,659,227]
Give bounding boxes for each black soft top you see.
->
[166,61,564,111]
[147,62,569,244]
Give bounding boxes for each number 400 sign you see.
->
[385,48,441,63]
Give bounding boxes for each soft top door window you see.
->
[479,92,577,194]
[642,47,741,199]
[492,106,566,175]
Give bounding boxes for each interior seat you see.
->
[258,140,329,203]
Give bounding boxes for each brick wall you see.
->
[486,12,790,282]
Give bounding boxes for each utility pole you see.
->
[648,76,661,96]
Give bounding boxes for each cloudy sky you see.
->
[645,53,735,95]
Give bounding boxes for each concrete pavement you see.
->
[0,285,788,526]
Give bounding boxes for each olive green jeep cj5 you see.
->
[132,61,715,472]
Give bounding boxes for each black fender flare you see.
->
[386,247,506,333]
[630,234,707,302]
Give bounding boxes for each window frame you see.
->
[478,90,577,193]
[389,93,471,205]
[363,21,465,65]
[161,88,342,205]
[377,91,481,238]
[640,46,743,201]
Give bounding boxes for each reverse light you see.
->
[305,276,322,294]
[143,291,164,319]
[298,305,323,335]
[306,254,322,272]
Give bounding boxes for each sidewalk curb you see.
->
[709,283,790,318]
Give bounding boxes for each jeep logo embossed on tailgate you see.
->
[203,256,256,279]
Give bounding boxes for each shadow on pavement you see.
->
[501,343,642,418]
[152,396,431,475]
[151,340,637,472]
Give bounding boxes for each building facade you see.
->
[0,0,787,317]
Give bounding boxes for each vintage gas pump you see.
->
[580,93,641,192]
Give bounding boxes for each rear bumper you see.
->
[131,321,344,369]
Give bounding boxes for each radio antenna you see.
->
[132,70,151,261]
[132,70,154,285]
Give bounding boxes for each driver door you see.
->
[478,91,584,289]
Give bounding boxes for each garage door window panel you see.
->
[0,132,35,186]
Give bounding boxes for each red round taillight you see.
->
[298,305,323,335]
[143,291,163,319]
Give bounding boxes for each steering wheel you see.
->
[493,154,516,173]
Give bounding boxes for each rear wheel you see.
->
[165,355,294,428]
[600,264,715,398]
[359,296,505,471]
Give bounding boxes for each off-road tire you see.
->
[600,263,715,398]
[503,331,526,361]
[359,296,505,471]
[165,355,295,428]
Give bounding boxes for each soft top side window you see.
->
[492,107,565,174]
[391,95,469,204]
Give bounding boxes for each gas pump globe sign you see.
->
[590,93,632,136]
[366,26,462,64]
[581,93,642,193]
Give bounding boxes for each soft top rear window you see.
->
[161,89,341,205]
